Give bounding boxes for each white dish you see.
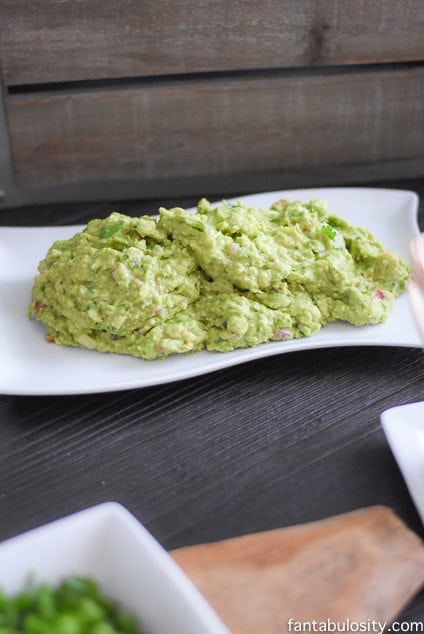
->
[0,502,229,634]
[381,402,424,525]
[0,187,421,395]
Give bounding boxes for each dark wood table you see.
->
[1,178,424,623]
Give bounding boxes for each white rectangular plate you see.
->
[381,402,424,525]
[0,187,421,395]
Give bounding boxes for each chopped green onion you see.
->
[99,221,124,239]
[0,577,140,633]
[322,224,336,239]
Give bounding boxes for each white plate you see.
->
[0,502,229,634]
[381,402,424,525]
[0,187,421,395]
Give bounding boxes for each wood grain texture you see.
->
[1,0,424,86]
[6,66,424,188]
[172,507,424,632]
[1,345,424,544]
[0,78,19,206]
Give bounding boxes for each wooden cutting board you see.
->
[171,506,424,633]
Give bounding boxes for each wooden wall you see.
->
[0,0,424,208]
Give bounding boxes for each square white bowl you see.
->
[381,402,424,525]
[0,502,229,634]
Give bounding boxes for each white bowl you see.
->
[381,401,424,525]
[0,502,229,634]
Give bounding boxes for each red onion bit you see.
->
[275,329,292,341]
[373,289,385,301]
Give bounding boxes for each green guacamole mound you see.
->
[29,199,411,360]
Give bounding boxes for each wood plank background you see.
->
[8,67,424,188]
[0,0,423,208]
[1,0,424,85]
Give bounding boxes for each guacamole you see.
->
[29,199,410,360]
